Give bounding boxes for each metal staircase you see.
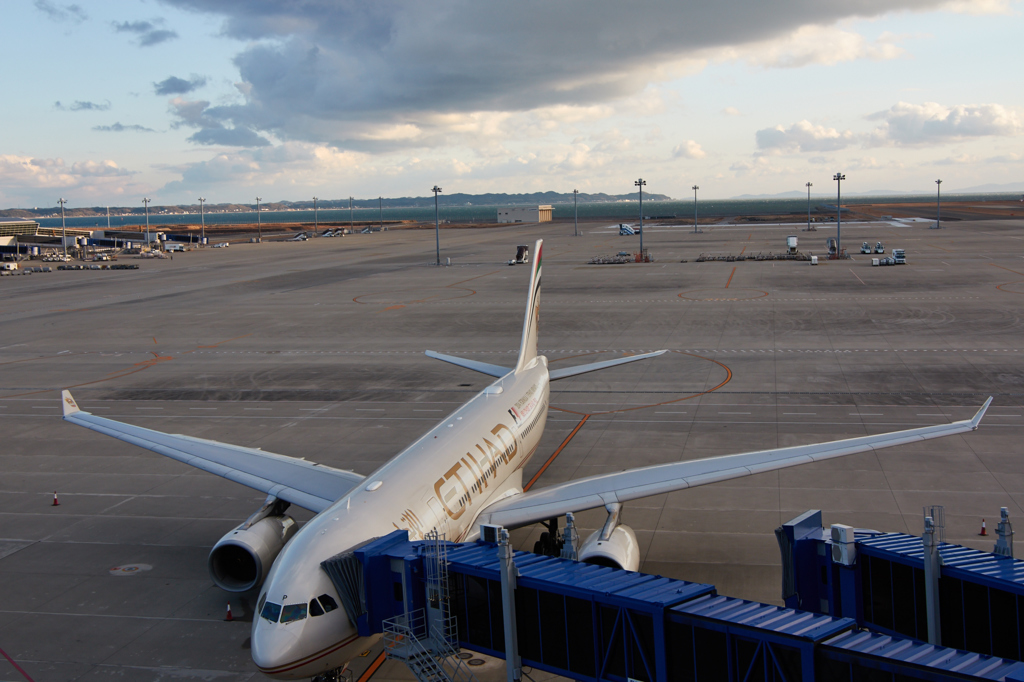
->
[382,531,478,682]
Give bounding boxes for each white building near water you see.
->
[497,205,553,223]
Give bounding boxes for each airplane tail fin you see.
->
[515,239,543,372]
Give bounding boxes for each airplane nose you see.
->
[251,618,302,674]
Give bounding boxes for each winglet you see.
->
[970,396,993,430]
[61,390,81,417]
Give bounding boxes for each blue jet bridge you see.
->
[336,529,1024,682]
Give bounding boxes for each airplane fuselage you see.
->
[251,357,550,678]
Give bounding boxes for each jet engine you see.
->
[576,503,640,572]
[208,497,297,592]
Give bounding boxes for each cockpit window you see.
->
[280,603,308,623]
[257,592,267,613]
[309,599,325,617]
[318,594,339,613]
[260,601,282,623]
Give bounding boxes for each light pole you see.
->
[58,198,68,260]
[432,185,442,265]
[312,196,318,236]
[935,179,942,229]
[349,196,354,232]
[142,197,151,249]
[692,185,700,234]
[833,173,846,255]
[379,196,383,231]
[198,197,205,244]
[635,178,646,254]
[573,189,579,237]
[805,182,813,231]
[255,197,262,242]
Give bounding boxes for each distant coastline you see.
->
[0,191,671,220]
[5,191,1016,231]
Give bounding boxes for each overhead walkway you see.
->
[342,528,1024,682]
[780,509,1024,663]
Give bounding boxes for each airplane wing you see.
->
[548,350,667,381]
[477,398,993,529]
[425,350,511,378]
[60,391,363,513]
[425,349,667,381]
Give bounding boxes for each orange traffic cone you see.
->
[980,519,988,536]
[225,603,233,621]
[52,491,60,506]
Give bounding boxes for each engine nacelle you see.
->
[208,515,297,592]
[578,523,640,572]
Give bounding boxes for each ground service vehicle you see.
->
[892,248,906,264]
[861,242,871,254]
[875,241,885,253]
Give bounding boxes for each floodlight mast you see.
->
[433,185,442,266]
[379,196,383,231]
[573,189,579,237]
[349,196,353,231]
[805,182,813,231]
[312,197,318,236]
[833,173,845,254]
[692,185,699,234]
[635,178,645,254]
[935,179,942,229]
[58,198,68,260]
[198,197,205,244]
[142,197,151,249]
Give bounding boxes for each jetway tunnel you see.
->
[327,526,1024,682]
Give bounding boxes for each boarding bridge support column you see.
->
[497,529,521,682]
[995,507,1014,558]
[923,516,942,646]
[560,513,579,561]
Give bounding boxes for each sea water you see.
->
[34,192,1021,230]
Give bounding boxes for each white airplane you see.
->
[61,238,992,679]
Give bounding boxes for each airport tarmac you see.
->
[2,216,1023,681]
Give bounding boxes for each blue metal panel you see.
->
[672,594,856,642]
[858,533,1024,596]
[822,629,1024,680]
[446,542,715,611]
[669,594,853,682]
[353,530,413,635]
[354,532,1024,681]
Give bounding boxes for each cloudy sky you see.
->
[2,0,1021,207]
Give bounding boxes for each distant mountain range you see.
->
[731,183,1024,200]
[0,191,672,219]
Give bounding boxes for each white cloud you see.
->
[159,142,369,195]
[943,0,1014,14]
[936,153,981,165]
[729,156,791,176]
[986,152,1023,163]
[722,107,742,116]
[673,140,707,159]
[0,155,139,205]
[717,26,908,69]
[152,0,949,151]
[867,102,1022,146]
[756,120,857,152]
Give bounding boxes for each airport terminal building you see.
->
[497,205,553,223]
